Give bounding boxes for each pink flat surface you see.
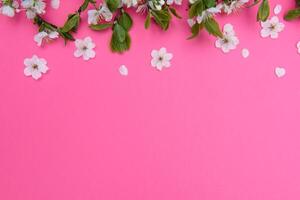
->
[1,0,300,199]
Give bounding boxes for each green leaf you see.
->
[113,23,126,42]
[257,0,270,22]
[203,17,223,38]
[203,0,215,8]
[78,0,93,12]
[61,13,80,32]
[246,0,260,8]
[110,31,131,53]
[118,12,133,31]
[284,8,300,21]
[189,0,204,18]
[296,0,300,7]
[58,30,75,45]
[187,23,201,39]
[169,7,182,19]
[151,9,171,30]
[89,23,113,30]
[106,0,119,12]
[145,12,151,29]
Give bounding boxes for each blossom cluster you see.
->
[0,0,272,54]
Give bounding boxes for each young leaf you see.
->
[61,13,80,32]
[187,23,202,39]
[169,7,182,19]
[284,8,300,21]
[203,0,215,8]
[145,12,151,29]
[118,12,133,31]
[189,0,204,18]
[90,23,113,31]
[203,17,223,38]
[151,9,171,30]
[257,0,270,22]
[106,0,119,12]
[110,31,131,53]
[78,0,93,13]
[113,23,126,42]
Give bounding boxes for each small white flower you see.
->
[122,0,138,8]
[187,18,196,27]
[189,0,197,4]
[34,31,59,46]
[149,0,165,10]
[24,55,48,80]
[51,0,60,9]
[119,65,128,76]
[87,4,112,25]
[274,4,282,15]
[21,0,46,19]
[275,67,286,78]
[222,0,249,14]
[0,0,19,17]
[196,5,222,24]
[74,37,96,61]
[215,23,239,53]
[260,16,284,39]
[296,41,300,54]
[167,0,182,6]
[136,3,148,13]
[151,47,173,71]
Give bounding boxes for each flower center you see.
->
[270,24,276,30]
[158,56,163,61]
[223,38,229,43]
[81,46,88,51]
[32,64,38,70]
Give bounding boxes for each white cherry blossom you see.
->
[24,55,48,80]
[34,31,59,46]
[151,47,173,71]
[222,0,249,14]
[122,0,138,8]
[149,0,165,11]
[260,16,284,39]
[0,0,19,17]
[87,4,113,25]
[196,5,222,24]
[21,0,46,19]
[167,0,182,6]
[215,23,239,53]
[74,37,96,61]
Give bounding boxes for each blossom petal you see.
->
[260,28,270,38]
[24,67,33,76]
[151,50,159,58]
[31,71,42,80]
[74,49,83,57]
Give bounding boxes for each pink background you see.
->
[1,0,300,199]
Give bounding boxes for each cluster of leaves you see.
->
[187,0,270,39]
[31,0,272,53]
[33,0,96,43]
[284,0,300,21]
[90,0,181,53]
[89,0,133,53]
[188,0,223,39]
